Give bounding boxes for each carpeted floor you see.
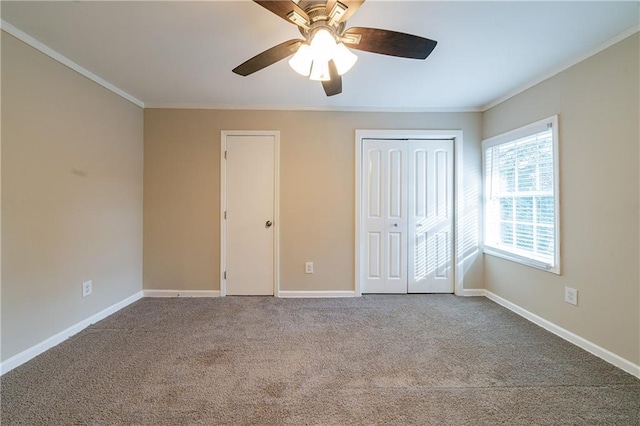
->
[1,295,639,425]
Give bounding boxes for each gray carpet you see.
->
[1,295,639,425]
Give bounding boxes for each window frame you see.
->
[482,115,560,274]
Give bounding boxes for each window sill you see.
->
[483,246,560,275]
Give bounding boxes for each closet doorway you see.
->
[355,130,463,295]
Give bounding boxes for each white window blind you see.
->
[483,116,560,273]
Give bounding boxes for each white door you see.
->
[362,139,453,294]
[223,134,276,296]
[362,139,408,293]
[407,140,454,293]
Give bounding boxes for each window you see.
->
[482,116,560,274]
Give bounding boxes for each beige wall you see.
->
[144,110,483,293]
[483,34,639,364]
[1,33,144,361]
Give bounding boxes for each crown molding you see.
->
[1,20,144,108]
[144,103,482,113]
[481,24,640,112]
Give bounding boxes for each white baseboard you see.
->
[485,290,640,379]
[143,289,220,298]
[460,289,486,297]
[278,290,357,298]
[0,290,144,375]
[6,288,637,379]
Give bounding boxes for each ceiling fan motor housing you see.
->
[296,2,346,41]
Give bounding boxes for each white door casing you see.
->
[358,133,458,295]
[221,131,280,296]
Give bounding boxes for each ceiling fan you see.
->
[232,0,437,97]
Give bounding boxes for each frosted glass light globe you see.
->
[310,29,337,62]
[333,43,358,75]
[288,44,313,76]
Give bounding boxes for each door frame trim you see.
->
[220,130,280,297]
[355,130,465,296]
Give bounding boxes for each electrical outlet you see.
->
[82,280,92,298]
[564,286,577,306]
[305,262,314,274]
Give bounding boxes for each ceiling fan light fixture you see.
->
[333,43,358,75]
[288,44,313,76]
[309,60,331,81]
[310,28,337,62]
[236,0,438,97]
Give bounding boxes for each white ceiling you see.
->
[2,1,639,111]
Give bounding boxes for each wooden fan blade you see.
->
[233,39,303,76]
[322,60,342,97]
[343,27,437,59]
[326,0,365,23]
[254,0,310,26]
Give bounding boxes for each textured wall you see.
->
[483,34,639,364]
[1,33,144,361]
[143,109,484,293]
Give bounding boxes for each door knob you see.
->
[265,220,273,228]
[392,223,398,227]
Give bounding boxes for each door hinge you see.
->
[224,151,227,160]
[224,271,227,280]
[224,211,227,219]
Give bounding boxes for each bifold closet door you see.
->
[362,139,454,294]
[362,139,408,293]
[407,140,454,293]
